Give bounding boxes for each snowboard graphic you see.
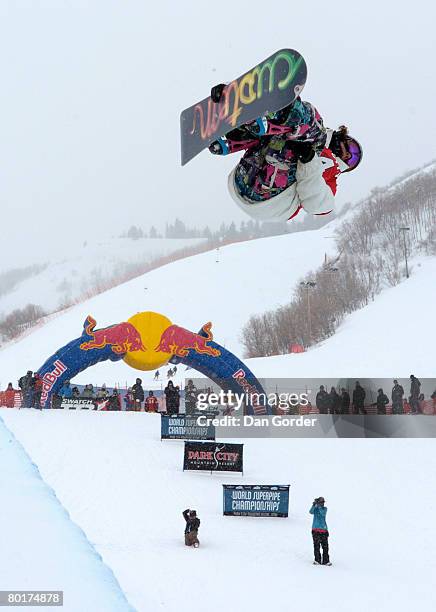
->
[180,49,307,165]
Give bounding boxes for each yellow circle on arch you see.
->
[123,311,173,371]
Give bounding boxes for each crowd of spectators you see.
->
[313,376,433,415]
[1,373,185,413]
[2,373,435,416]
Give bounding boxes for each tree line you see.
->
[241,161,436,358]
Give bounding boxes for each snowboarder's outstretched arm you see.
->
[209,98,326,157]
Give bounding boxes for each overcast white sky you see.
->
[0,0,435,261]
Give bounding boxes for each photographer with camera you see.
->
[182,509,200,548]
[310,496,331,566]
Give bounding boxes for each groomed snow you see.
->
[2,410,435,612]
[0,415,132,612]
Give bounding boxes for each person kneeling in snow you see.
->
[310,497,331,565]
[209,88,361,222]
[183,509,200,547]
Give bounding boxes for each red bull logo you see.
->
[80,316,146,355]
[155,322,221,358]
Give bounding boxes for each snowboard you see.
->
[180,49,307,166]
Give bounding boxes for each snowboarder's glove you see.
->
[208,137,229,155]
[211,83,226,103]
[291,140,316,164]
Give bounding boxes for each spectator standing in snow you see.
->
[32,373,43,408]
[153,370,160,381]
[316,385,330,414]
[81,384,95,399]
[329,387,341,414]
[132,378,145,411]
[183,509,200,547]
[409,375,421,415]
[72,386,80,399]
[4,383,17,408]
[373,388,389,414]
[96,384,108,400]
[352,381,366,414]
[108,389,121,411]
[185,380,198,415]
[310,497,331,565]
[164,381,179,415]
[59,380,73,399]
[124,387,134,411]
[340,388,351,414]
[391,380,404,415]
[145,390,159,413]
[18,370,34,408]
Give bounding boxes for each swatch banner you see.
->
[161,415,215,440]
[183,441,243,473]
[60,398,96,410]
[223,485,290,517]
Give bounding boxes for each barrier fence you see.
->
[1,389,435,415]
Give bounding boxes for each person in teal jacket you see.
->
[310,497,331,565]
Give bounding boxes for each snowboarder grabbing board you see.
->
[181,50,362,223]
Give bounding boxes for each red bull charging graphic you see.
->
[80,316,147,354]
[155,322,221,358]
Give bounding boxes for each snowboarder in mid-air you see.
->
[183,509,200,548]
[310,497,331,565]
[209,85,362,223]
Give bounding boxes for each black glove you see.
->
[211,83,226,103]
[208,140,225,155]
[291,140,316,164]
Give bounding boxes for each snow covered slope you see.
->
[0,220,435,388]
[248,255,436,379]
[0,228,335,388]
[2,410,435,612]
[0,415,132,611]
[0,236,205,317]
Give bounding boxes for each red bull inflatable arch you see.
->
[37,311,269,414]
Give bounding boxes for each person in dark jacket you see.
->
[165,381,179,415]
[310,497,331,565]
[18,371,34,408]
[340,388,351,414]
[352,381,366,414]
[32,373,43,408]
[329,387,341,414]
[373,388,389,414]
[316,386,330,414]
[132,378,145,411]
[72,386,81,399]
[409,375,421,415]
[185,380,198,415]
[108,389,121,411]
[391,380,404,415]
[183,509,200,547]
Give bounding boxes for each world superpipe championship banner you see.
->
[183,441,243,473]
[223,485,290,517]
[161,415,215,441]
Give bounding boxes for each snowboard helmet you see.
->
[329,126,363,172]
[189,510,197,518]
